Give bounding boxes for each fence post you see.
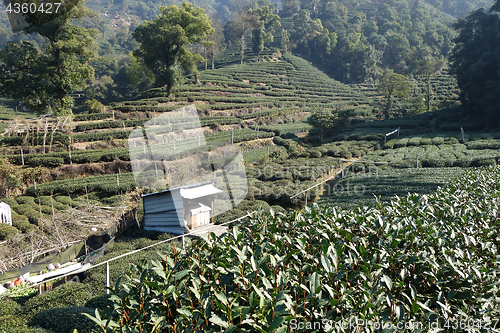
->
[384,135,387,145]
[416,155,419,168]
[21,148,24,166]
[461,127,465,143]
[112,110,115,121]
[341,161,344,178]
[397,127,400,137]
[232,129,234,144]
[305,191,308,206]
[106,262,110,294]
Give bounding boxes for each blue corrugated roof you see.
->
[141,181,216,198]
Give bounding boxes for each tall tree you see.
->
[450,1,500,126]
[0,0,98,116]
[247,4,281,57]
[132,2,214,96]
[377,71,412,119]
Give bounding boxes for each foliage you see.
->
[88,166,500,331]
[0,2,98,115]
[0,223,18,240]
[22,282,96,320]
[308,109,337,141]
[132,2,214,95]
[377,71,412,119]
[85,99,107,114]
[28,306,99,333]
[450,0,500,127]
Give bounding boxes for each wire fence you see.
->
[0,212,256,299]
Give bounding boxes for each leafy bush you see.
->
[16,196,35,205]
[309,150,322,158]
[22,282,96,319]
[0,224,18,240]
[84,294,114,311]
[28,306,98,333]
[12,215,35,233]
[445,137,459,144]
[384,139,397,149]
[420,138,432,145]
[89,166,500,331]
[431,137,445,145]
[29,157,64,167]
[407,137,421,146]
[393,138,408,148]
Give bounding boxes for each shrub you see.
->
[0,224,18,240]
[444,137,459,144]
[431,137,445,145]
[384,139,397,149]
[12,215,35,233]
[16,196,35,205]
[22,282,96,319]
[420,138,432,145]
[85,99,106,113]
[407,137,421,147]
[309,150,322,158]
[393,138,408,148]
[84,294,114,310]
[28,306,99,333]
[29,157,64,167]
[0,198,18,208]
[472,158,496,167]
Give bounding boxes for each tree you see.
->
[125,54,155,93]
[450,1,500,126]
[377,71,412,119]
[308,108,338,142]
[0,1,98,116]
[247,4,281,57]
[132,2,214,96]
[281,29,290,53]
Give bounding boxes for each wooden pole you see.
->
[341,161,344,178]
[231,129,234,144]
[112,110,115,121]
[416,155,419,168]
[461,127,465,143]
[21,148,24,166]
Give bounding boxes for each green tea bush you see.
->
[472,158,496,167]
[0,224,18,240]
[29,157,64,167]
[420,138,432,145]
[0,198,18,208]
[431,137,445,145]
[84,294,113,310]
[384,139,397,149]
[12,215,35,233]
[28,306,98,333]
[22,282,96,320]
[309,150,322,158]
[16,196,35,205]
[393,138,408,148]
[407,137,421,146]
[445,137,459,144]
[91,166,500,331]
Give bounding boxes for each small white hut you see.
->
[142,182,222,234]
[0,202,12,226]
